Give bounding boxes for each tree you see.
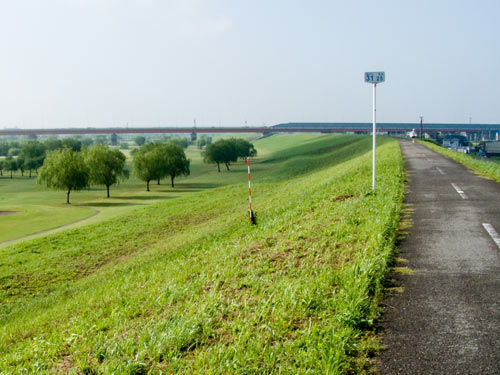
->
[168,137,189,149]
[38,148,89,204]
[132,147,163,192]
[161,143,190,187]
[85,144,129,198]
[44,138,63,151]
[233,138,257,159]
[21,141,46,177]
[134,136,146,146]
[5,158,17,178]
[61,138,82,151]
[202,139,237,172]
[94,135,108,145]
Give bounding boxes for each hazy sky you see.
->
[0,0,499,128]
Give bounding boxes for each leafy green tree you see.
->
[21,141,46,177]
[7,148,21,157]
[168,137,189,149]
[61,138,82,151]
[161,143,190,187]
[5,158,18,178]
[202,139,237,172]
[119,142,129,150]
[44,138,63,151]
[134,136,146,146]
[38,148,89,204]
[16,154,25,176]
[233,138,257,159]
[132,147,163,192]
[85,144,129,198]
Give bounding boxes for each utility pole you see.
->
[420,116,424,139]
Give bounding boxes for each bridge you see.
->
[1,122,499,138]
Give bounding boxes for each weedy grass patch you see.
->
[418,140,500,182]
[0,134,404,374]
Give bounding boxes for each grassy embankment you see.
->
[418,140,500,182]
[0,134,404,374]
[0,134,257,244]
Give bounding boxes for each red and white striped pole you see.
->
[247,157,256,224]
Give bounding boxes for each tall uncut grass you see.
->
[0,135,404,374]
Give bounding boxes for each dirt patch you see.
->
[0,211,18,216]
[332,194,354,202]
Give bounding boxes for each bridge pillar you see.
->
[191,132,197,141]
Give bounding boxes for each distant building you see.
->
[443,135,467,151]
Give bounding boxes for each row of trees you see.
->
[37,141,191,203]
[38,145,128,203]
[202,138,257,172]
[132,142,190,191]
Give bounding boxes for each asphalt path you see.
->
[377,140,500,374]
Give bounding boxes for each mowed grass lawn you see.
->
[0,134,259,244]
[0,134,404,374]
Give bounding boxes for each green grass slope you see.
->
[418,140,500,182]
[0,135,404,374]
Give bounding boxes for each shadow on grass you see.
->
[112,195,172,201]
[175,182,221,189]
[78,201,140,207]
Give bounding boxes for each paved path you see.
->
[0,208,99,245]
[377,140,500,374]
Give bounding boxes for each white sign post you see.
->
[364,71,385,190]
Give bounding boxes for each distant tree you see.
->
[61,138,82,151]
[38,148,89,204]
[119,142,129,150]
[160,143,190,187]
[94,135,108,145]
[233,138,257,159]
[44,138,63,151]
[196,136,212,149]
[168,137,189,149]
[21,141,46,177]
[5,158,18,178]
[202,139,237,172]
[110,133,118,146]
[0,159,4,176]
[84,144,129,198]
[16,154,25,176]
[132,147,163,192]
[134,136,146,146]
[0,142,9,156]
[81,137,94,148]
[7,148,21,157]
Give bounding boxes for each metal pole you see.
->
[420,116,423,139]
[372,83,377,190]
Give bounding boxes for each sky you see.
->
[0,0,499,129]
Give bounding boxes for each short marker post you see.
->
[247,157,256,225]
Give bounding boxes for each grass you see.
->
[0,135,260,244]
[0,134,405,374]
[418,140,500,182]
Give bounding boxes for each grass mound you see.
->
[0,135,404,374]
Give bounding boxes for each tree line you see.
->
[2,136,256,203]
[202,138,257,172]
[37,140,191,203]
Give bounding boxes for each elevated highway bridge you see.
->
[1,123,499,138]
